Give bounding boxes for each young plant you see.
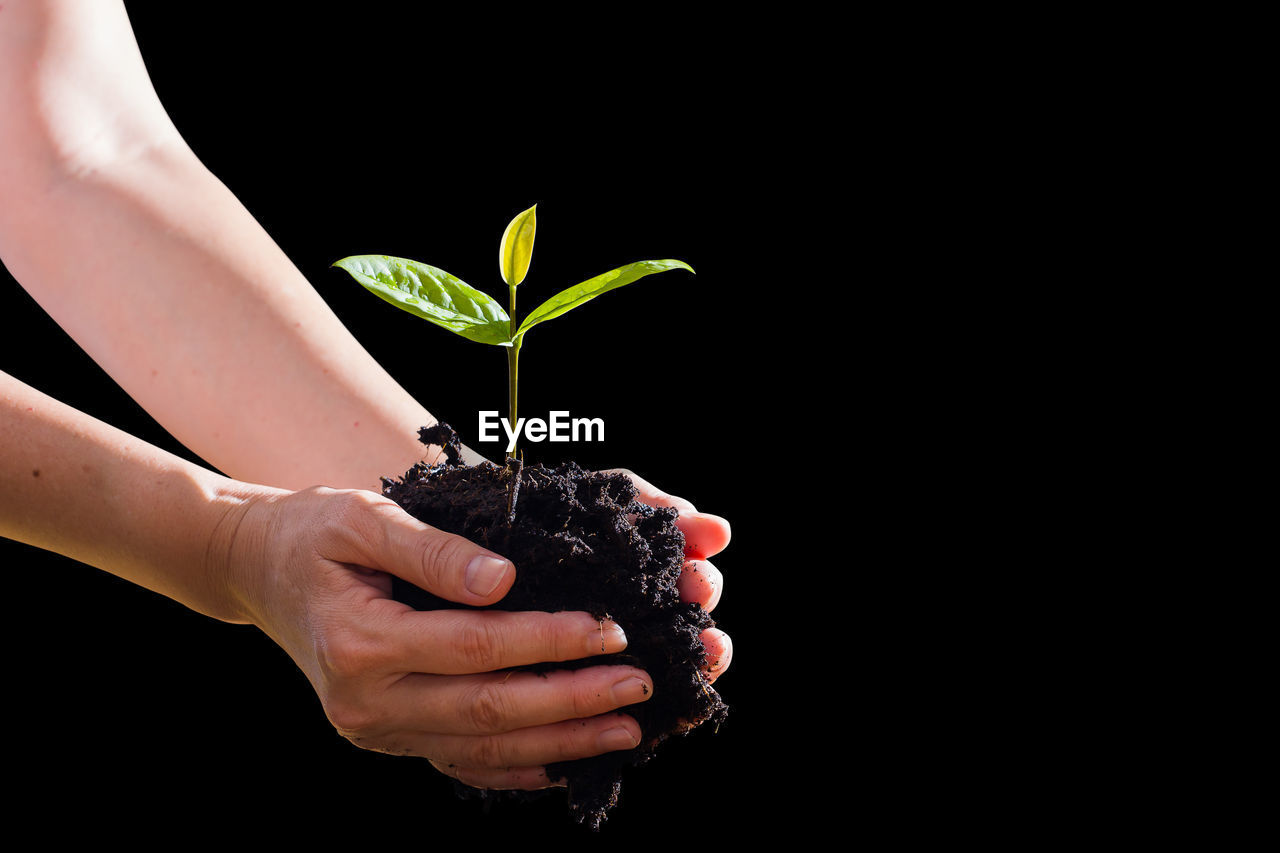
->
[333,204,694,457]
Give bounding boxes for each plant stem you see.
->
[507,284,520,459]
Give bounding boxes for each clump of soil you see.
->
[381,424,728,829]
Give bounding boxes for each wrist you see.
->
[201,477,289,626]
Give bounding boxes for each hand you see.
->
[604,469,733,684]
[218,486,656,791]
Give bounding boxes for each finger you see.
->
[412,712,643,769]
[677,559,723,612]
[382,666,653,736]
[430,761,566,791]
[384,609,630,675]
[701,627,732,684]
[606,468,699,514]
[675,511,732,560]
[603,469,731,559]
[322,490,515,606]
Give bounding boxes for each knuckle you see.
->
[360,492,405,522]
[542,612,579,662]
[325,696,382,738]
[463,682,514,734]
[551,724,585,760]
[331,488,368,511]
[301,484,341,500]
[317,489,371,537]
[415,530,466,587]
[317,631,385,681]
[567,669,622,718]
[568,673,602,719]
[333,489,390,526]
[452,619,505,673]
[464,734,510,769]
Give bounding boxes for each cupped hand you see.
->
[218,486,655,791]
[603,469,733,685]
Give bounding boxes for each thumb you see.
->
[335,492,515,606]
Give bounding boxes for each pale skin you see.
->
[0,1,731,790]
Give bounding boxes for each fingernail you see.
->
[704,628,732,671]
[465,555,511,597]
[590,621,628,654]
[597,726,639,752]
[611,676,651,705]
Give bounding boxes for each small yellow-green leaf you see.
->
[499,203,537,286]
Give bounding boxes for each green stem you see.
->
[507,285,520,459]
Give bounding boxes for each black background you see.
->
[0,5,823,845]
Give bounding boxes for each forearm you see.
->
[2,142,449,490]
[0,2,474,491]
[0,369,276,622]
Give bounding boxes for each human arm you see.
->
[0,367,659,788]
[0,3,734,553]
[0,1,732,765]
[0,0,478,491]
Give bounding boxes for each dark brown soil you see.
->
[381,424,728,829]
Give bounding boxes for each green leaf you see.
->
[499,204,537,287]
[515,259,694,339]
[333,255,513,346]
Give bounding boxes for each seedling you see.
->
[333,205,693,456]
